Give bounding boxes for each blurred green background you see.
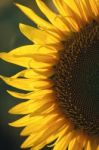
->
[0,0,52,149]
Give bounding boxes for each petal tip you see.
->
[14,3,22,8]
[0,52,6,58]
[8,107,17,114]
[8,109,13,114]
[8,122,15,127]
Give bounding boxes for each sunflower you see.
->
[0,0,99,149]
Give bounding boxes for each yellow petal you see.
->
[7,89,53,100]
[9,98,54,115]
[72,1,86,22]
[63,0,80,15]
[28,53,58,64]
[21,118,65,148]
[0,52,54,68]
[21,114,58,136]
[82,0,96,21]
[92,0,99,16]
[88,138,99,150]
[15,3,57,31]
[10,68,54,79]
[15,3,65,39]
[63,0,83,28]
[9,45,58,56]
[19,23,60,44]
[53,0,68,16]
[68,138,77,150]
[0,52,32,68]
[0,75,52,91]
[30,141,46,150]
[85,141,92,150]
[68,134,86,150]
[54,131,76,150]
[53,0,78,31]
[97,146,99,150]
[36,0,71,34]
[47,124,68,147]
[9,115,44,127]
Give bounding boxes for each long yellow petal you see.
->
[0,76,52,91]
[9,45,58,56]
[7,89,54,100]
[85,141,92,150]
[15,3,57,31]
[52,0,79,30]
[30,141,46,150]
[9,115,44,127]
[19,23,60,44]
[15,3,65,39]
[20,114,59,136]
[21,118,65,148]
[63,0,84,28]
[63,0,84,15]
[0,53,54,68]
[68,134,86,150]
[53,133,71,150]
[36,0,71,34]
[10,69,54,80]
[82,0,96,21]
[9,98,54,115]
[53,0,68,16]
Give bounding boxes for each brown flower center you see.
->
[53,19,99,136]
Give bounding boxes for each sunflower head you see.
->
[0,0,99,150]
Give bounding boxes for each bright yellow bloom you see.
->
[0,0,99,150]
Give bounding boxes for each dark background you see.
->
[0,0,52,149]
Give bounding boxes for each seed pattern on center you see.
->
[53,20,99,136]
